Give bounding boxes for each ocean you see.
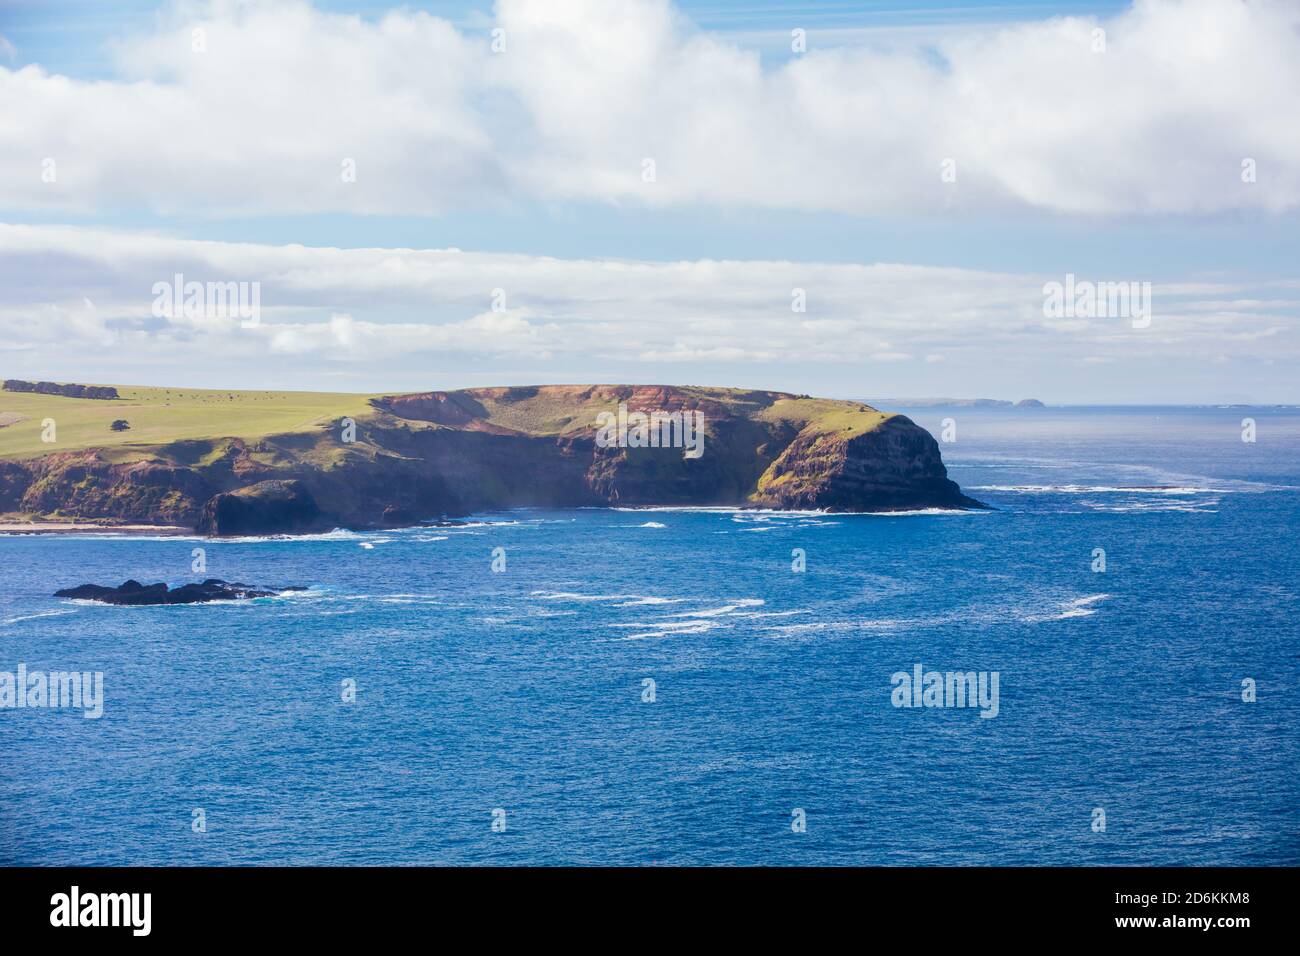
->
[2,406,1297,865]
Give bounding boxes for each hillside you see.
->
[0,382,982,533]
[0,385,379,462]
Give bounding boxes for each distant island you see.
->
[0,383,983,534]
[865,397,1044,408]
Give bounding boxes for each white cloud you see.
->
[0,222,1295,401]
[1,0,1298,217]
[265,308,556,358]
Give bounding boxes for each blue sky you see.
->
[1,0,1297,402]
[3,1,1135,75]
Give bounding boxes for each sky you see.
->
[0,0,1297,403]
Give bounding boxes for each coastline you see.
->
[0,502,993,539]
[1,385,981,530]
[0,522,192,536]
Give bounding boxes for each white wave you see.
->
[610,505,829,516]
[857,618,913,630]
[273,587,328,599]
[944,454,1087,470]
[612,621,720,640]
[442,520,521,529]
[857,507,986,517]
[533,590,698,608]
[531,590,638,602]
[764,621,841,634]
[1105,464,1291,493]
[637,521,667,528]
[670,598,765,618]
[971,484,1225,495]
[763,618,908,635]
[1080,498,1219,513]
[609,619,717,631]
[1025,593,1111,622]
[2,609,78,626]
[205,528,369,544]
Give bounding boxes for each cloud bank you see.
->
[2,222,1295,401]
[2,0,1298,218]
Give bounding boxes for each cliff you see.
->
[0,383,982,534]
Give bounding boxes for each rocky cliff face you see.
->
[0,451,217,525]
[195,480,324,536]
[751,415,982,511]
[0,385,983,533]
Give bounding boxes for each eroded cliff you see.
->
[0,384,982,533]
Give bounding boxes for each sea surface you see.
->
[2,406,1297,865]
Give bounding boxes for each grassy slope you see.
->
[466,388,616,436]
[0,386,379,462]
[756,397,888,434]
[0,384,894,468]
[466,387,891,438]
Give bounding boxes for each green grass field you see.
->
[757,397,889,436]
[461,386,891,438]
[0,382,893,464]
[0,385,379,461]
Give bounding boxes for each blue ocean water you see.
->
[1,406,1297,866]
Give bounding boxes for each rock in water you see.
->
[54,579,306,605]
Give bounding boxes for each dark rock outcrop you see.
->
[7,452,217,526]
[195,479,325,536]
[55,579,306,605]
[3,380,120,400]
[750,414,983,511]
